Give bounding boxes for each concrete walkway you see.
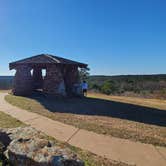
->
[0,93,165,166]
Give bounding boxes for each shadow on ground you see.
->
[30,92,166,127]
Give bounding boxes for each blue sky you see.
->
[0,0,166,75]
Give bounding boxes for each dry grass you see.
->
[0,111,24,128]
[5,93,166,147]
[89,92,166,110]
[0,90,11,94]
[0,111,129,166]
[0,111,25,165]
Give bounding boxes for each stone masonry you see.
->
[32,67,43,89]
[9,54,88,96]
[43,65,66,96]
[13,65,33,96]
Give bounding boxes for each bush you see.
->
[88,75,166,99]
[101,81,112,95]
[159,88,166,98]
[101,81,118,95]
[90,84,101,90]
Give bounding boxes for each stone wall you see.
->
[13,65,33,96]
[12,64,82,97]
[63,66,80,96]
[43,65,66,96]
[32,67,43,89]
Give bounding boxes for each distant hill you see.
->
[1,74,166,99]
[88,74,166,99]
[0,76,13,80]
[88,74,166,84]
[0,76,13,89]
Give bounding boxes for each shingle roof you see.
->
[9,54,87,69]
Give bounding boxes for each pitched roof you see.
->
[9,54,87,69]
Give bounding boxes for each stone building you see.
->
[9,54,88,96]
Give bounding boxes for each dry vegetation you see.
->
[0,111,24,128]
[0,111,25,165]
[0,90,11,93]
[5,92,166,147]
[0,110,129,166]
[88,75,166,99]
[89,93,166,110]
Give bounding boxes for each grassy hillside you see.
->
[88,74,166,99]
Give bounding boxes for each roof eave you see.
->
[9,62,88,70]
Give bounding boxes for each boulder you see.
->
[0,127,84,166]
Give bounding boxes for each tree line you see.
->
[87,75,166,99]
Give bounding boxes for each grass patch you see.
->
[0,111,130,166]
[0,111,25,128]
[0,111,25,165]
[0,90,11,93]
[5,93,166,147]
[88,92,166,110]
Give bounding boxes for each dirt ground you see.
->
[5,92,166,147]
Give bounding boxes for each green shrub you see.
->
[90,84,101,90]
[101,81,118,95]
[101,81,112,95]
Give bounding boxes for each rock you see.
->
[0,127,84,166]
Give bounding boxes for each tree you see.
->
[101,81,112,95]
[92,84,101,90]
[79,67,90,81]
[101,80,118,95]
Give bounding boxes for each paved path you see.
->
[0,93,166,166]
